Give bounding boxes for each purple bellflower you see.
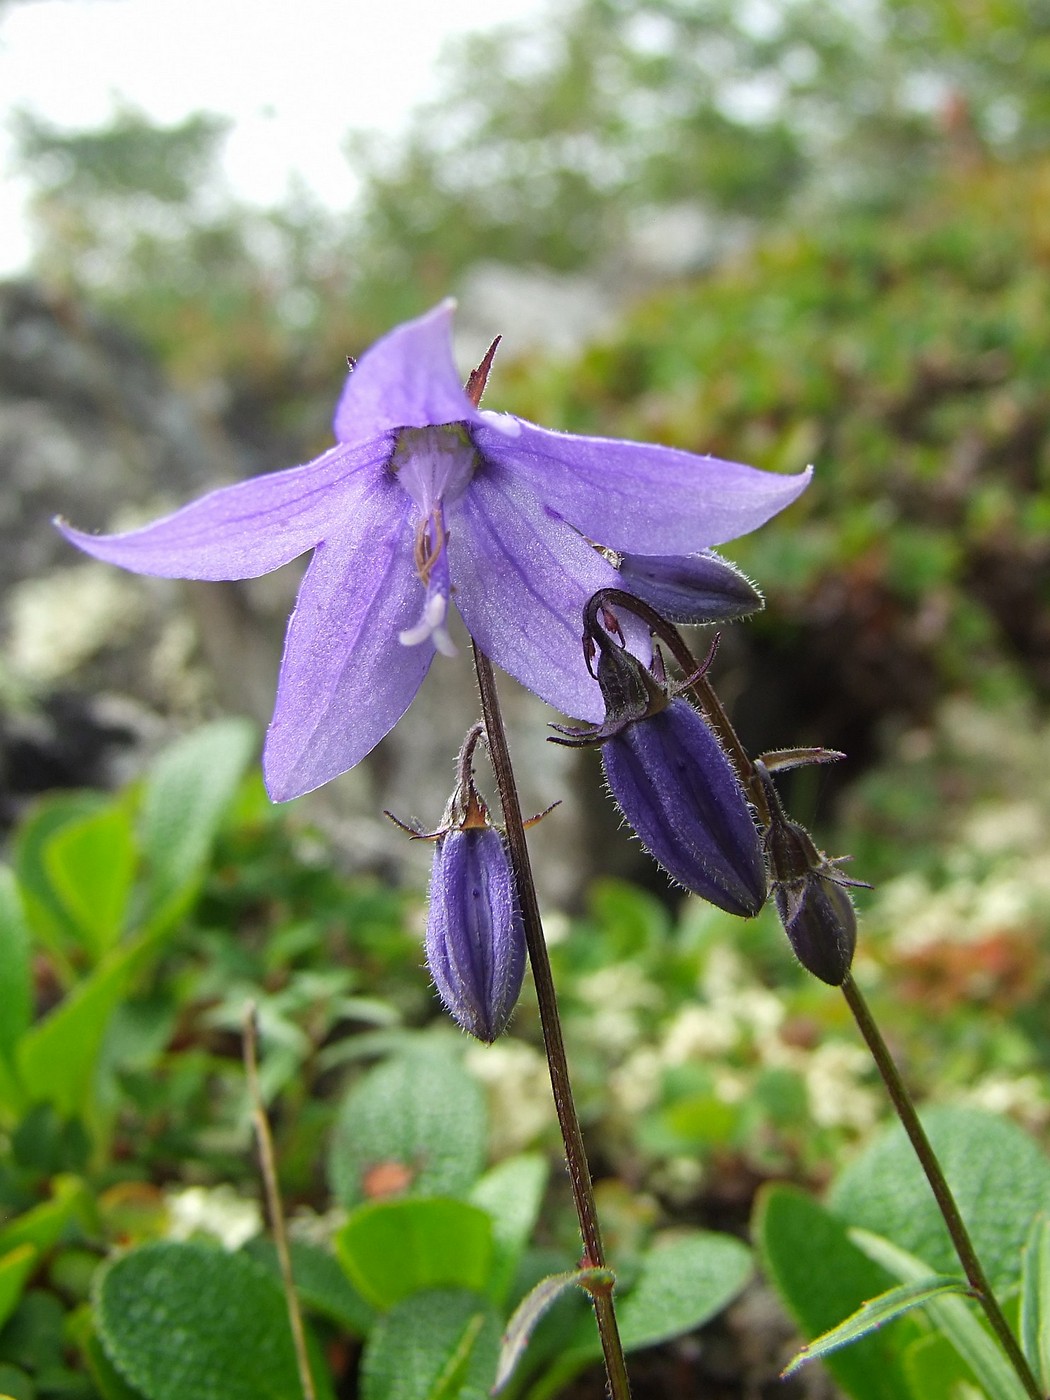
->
[388,724,525,1042]
[57,302,810,801]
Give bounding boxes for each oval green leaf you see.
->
[336,1198,494,1310]
[94,1241,333,1400]
[328,1047,486,1208]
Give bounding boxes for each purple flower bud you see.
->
[601,698,766,917]
[425,826,526,1042]
[618,550,762,624]
[774,872,857,987]
[759,762,859,985]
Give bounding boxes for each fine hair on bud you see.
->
[601,698,767,917]
[425,826,526,1043]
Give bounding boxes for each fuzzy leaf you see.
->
[783,1276,971,1375]
[831,1107,1050,1295]
[328,1046,486,1207]
[851,1229,1028,1400]
[361,1288,501,1400]
[94,1240,333,1400]
[495,1268,612,1393]
[754,1183,920,1400]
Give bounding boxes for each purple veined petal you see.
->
[473,417,812,554]
[263,473,432,801]
[448,465,649,723]
[56,440,390,581]
[333,300,480,444]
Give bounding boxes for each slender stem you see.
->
[841,976,1043,1400]
[244,1005,317,1400]
[472,642,632,1400]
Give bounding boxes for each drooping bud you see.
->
[602,698,767,917]
[551,592,766,917]
[387,724,526,1042]
[758,762,860,986]
[617,550,763,625]
[426,824,525,1043]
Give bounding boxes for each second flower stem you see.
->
[472,642,631,1400]
[841,975,1043,1400]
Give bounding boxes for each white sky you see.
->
[0,0,544,273]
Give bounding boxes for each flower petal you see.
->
[473,418,812,553]
[333,300,477,444]
[448,466,644,722]
[56,441,388,580]
[263,473,432,800]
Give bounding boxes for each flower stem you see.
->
[243,1004,317,1400]
[472,642,632,1400]
[841,975,1043,1400]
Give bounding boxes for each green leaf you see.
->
[361,1288,501,1400]
[94,1240,334,1400]
[0,1175,90,1258]
[83,1327,149,1399]
[530,1231,752,1400]
[469,1155,549,1304]
[336,1198,494,1311]
[851,1229,1028,1400]
[0,1362,34,1400]
[138,718,256,931]
[43,803,137,958]
[16,926,165,1117]
[495,1268,612,1393]
[245,1237,376,1337]
[0,1246,38,1332]
[0,868,32,1061]
[615,1232,752,1351]
[904,1332,990,1400]
[783,1276,972,1375]
[754,1183,920,1400]
[1020,1214,1050,1391]
[12,792,108,954]
[328,1046,487,1208]
[830,1107,1050,1295]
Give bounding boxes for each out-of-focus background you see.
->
[1,0,1048,1394]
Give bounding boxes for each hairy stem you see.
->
[472,642,631,1400]
[842,976,1043,1400]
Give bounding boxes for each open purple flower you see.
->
[58,302,811,801]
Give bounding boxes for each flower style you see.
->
[57,302,811,801]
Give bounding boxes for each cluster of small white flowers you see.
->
[878,861,1050,955]
[575,964,663,1052]
[165,1185,261,1250]
[803,1042,880,1130]
[609,1046,662,1115]
[465,1039,552,1156]
[961,1073,1050,1132]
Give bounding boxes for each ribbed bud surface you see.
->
[775,874,857,986]
[618,550,762,624]
[425,827,526,1042]
[601,699,766,916]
